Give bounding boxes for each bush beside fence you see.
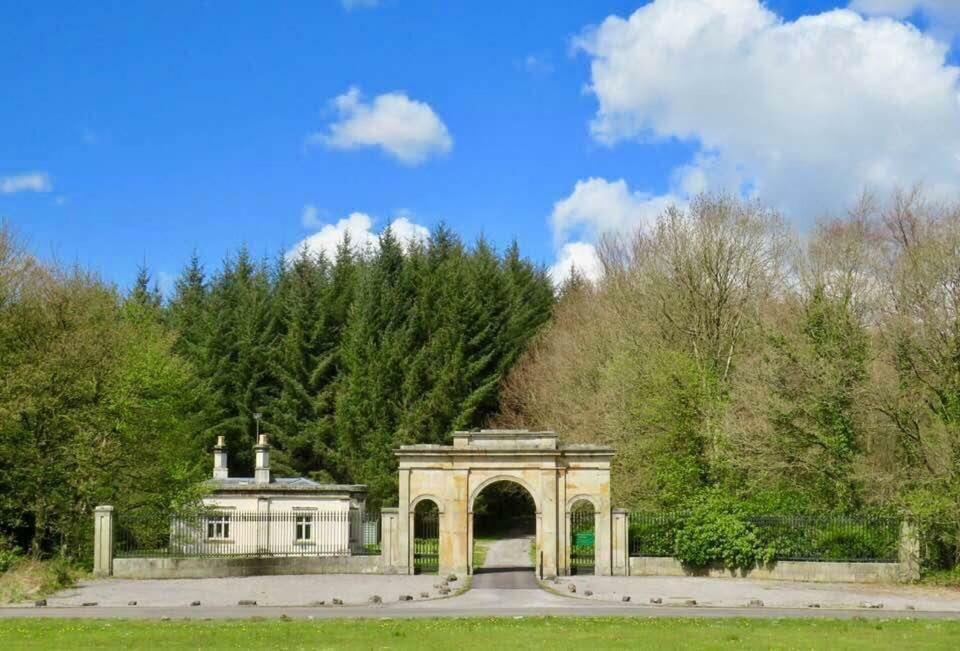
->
[629,513,900,565]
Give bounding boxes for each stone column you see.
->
[380,508,399,573]
[397,468,412,574]
[557,469,568,576]
[594,499,613,576]
[899,519,921,582]
[611,509,629,576]
[539,468,559,579]
[441,469,469,576]
[93,505,114,577]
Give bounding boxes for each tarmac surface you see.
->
[2,535,960,620]
[471,535,538,590]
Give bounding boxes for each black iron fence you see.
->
[414,510,439,574]
[115,509,381,559]
[628,512,900,563]
[570,508,596,574]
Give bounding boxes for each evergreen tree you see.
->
[335,229,414,503]
[168,251,209,361]
[268,247,339,480]
[203,247,277,473]
[128,264,162,312]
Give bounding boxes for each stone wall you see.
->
[628,556,906,584]
[112,554,386,579]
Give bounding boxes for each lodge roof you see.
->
[205,476,367,494]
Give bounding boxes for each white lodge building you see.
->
[191,434,369,556]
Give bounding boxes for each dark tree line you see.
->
[0,222,553,560]
[147,226,552,507]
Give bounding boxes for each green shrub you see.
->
[813,526,895,561]
[0,539,21,574]
[672,491,774,570]
[629,517,680,557]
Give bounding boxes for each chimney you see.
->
[213,435,228,480]
[254,434,271,484]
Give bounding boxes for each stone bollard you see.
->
[93,506,114,577]
[899,519,921,582]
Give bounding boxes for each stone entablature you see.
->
[396,429,615,577]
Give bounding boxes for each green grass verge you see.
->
[0,559,82,604]
[473,538,493,568]
[923,568,960,589]
[1,617,959,649]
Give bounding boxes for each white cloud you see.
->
[850,1,960,40]
[576,0,960,220]
[551,177,683,246]
[301,203,323,228]
[547,177,683,287]
[388,215,431,245]
[1,172,52,194]
[341,0,379,9]
[287,211,429,261]
[548,241,604,286]
[521,54,553,74]
[309,87,452,165]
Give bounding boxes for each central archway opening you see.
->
[471,481,536,577]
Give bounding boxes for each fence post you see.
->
[93,505,114,577]
[380,508,399,573]
[611,509,629,576]
[899,519,921,582]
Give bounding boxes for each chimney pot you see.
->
[254,434,270,484]
[212,436,228,480]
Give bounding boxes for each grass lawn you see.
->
[1,617,959,650]
[0,560,82,604]
[472,537,494,568]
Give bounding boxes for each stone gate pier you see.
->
[395,429,618,578]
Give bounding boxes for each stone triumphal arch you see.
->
[393,429,617,577]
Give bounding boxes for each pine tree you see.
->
[168,252,208,361]
[268,247,340,480]
[203,247,277,474]
[128,264,162,312]
[335,229,415,504]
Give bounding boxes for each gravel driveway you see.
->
[41,573,452,608]
[560,575,960,612]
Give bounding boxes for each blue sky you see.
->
[3,0,960,291]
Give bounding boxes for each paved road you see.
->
[4,534,959,620]
[471,536,538,590]
[3,603,960,620]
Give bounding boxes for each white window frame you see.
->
[206,514,231,540]
[295,514,314,542]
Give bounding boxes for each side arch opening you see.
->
[568,498,596,575]
[413,498,439,574]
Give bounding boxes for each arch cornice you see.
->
[565,493,599,513]
[468,474,541,514]
[410,494,445,513]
